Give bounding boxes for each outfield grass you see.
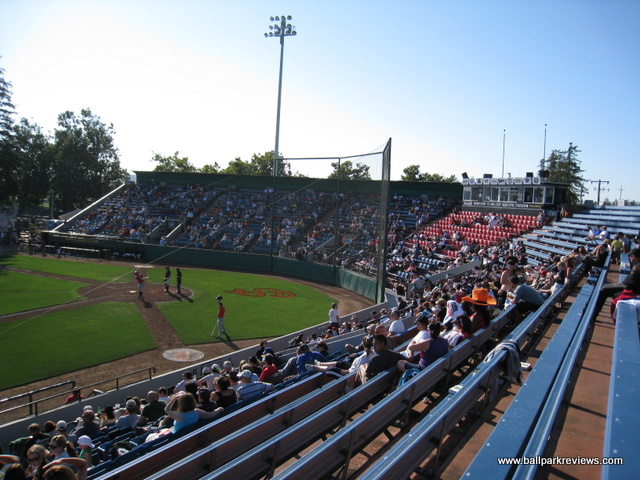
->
[156,269,335,344]
[0,255,133,282]
[0,271,88,315]
[0,254,335,388]
[0,302,155,390]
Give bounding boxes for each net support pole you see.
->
[376,138,392,304]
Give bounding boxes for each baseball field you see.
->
[0,254,342,391]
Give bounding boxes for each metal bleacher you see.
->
[360,263,584,480]
[462,257,610,479]
[84,207,640,479]
[602,300,640,479]
[268,305,522,480]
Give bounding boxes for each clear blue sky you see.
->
[1,0,639,202]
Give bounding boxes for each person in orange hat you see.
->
[461,288,496,333]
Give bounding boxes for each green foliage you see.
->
[51,109,127,211]
[328,160,371,180]
[0,62,14,142]
[0,62,18,202]
[151,150,292,177]
[11,118,56,206]
[0,303,154,390]
[401,164,459,183]
[151,151,198,173]
[200,162,221,174]
[222,151,291,176]
[540,143,585,204]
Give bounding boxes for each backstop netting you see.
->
[273,139,391,303]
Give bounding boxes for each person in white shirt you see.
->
[402,316,430,359]
[386,310,405,335]
[197,364,222,391]
[328,303,340,328]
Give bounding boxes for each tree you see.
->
[328,160,371,180]
[200,162,221,174]
[0,62,18,202]
[222,151,290,176]
[12,118,55,207]
[151,151,198,173]
[540,143,585,204]
[52,109,127,211]
[401,164,459,183]
[0,63,14,142]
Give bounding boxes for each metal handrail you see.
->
[0,380,76,405]
[0,367,156,419]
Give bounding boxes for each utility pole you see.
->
[579,184,588,204]
[618,186,624,201]
[587,179,610,205]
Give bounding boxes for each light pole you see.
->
[501,129,506,178]
[265,15,297,177]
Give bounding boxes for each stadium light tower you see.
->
[265,15,297,176]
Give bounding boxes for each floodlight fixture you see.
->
[265,14,297,177]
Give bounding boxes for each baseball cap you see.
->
[240,370,253,379]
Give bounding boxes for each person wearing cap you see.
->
[314,341,330,359]
[64,389,84,404]
[77,435,94,465]
[55,420,72,442]
[344,323,376,356]
[443,292,465,327]
[163,266,171,293]
[137,391,165,425]
[116,400,140,430]
[236,369,274,401]
[261,347,277,364]
[214,297,226,337]
[98,406,116,428]
[259,353,278,382]
[461,288,497,333]
[134,270,145,299]
[72,411,99,438]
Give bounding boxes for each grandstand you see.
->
[2,174,640,478]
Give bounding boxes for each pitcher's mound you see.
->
[163,348,205,362]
